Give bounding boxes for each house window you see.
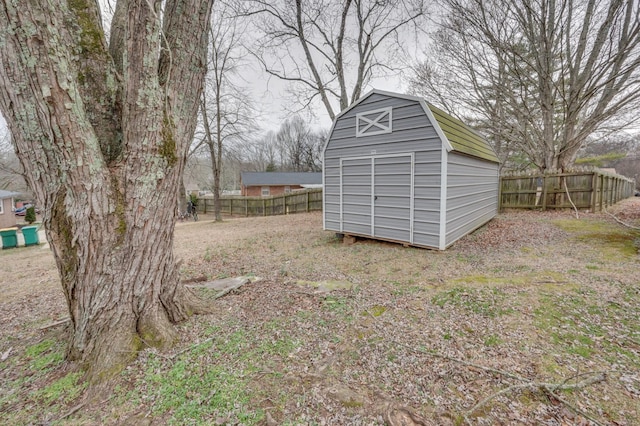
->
[356,107,392,137]
[261,186,270,196]
[0,199,4,214]
[284,186,291,194]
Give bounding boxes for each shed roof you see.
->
[427,104,499,163]
[327,89,499,163]
[241,172,322,186]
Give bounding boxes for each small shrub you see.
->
[25,206,36,224]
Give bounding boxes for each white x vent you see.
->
[356,107,392,137]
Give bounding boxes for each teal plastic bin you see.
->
[21,225,40,246]
[0,227,18,249]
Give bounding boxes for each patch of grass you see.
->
[368,305,387,317]
[33,371,85,405]
[534,289,640,364]
[432,287,513,317]
[116,320,304,425]
[203,247,213,262]
[322,295,350,315]
[483,334,502,346]
[24,339,65,372]
[553,219,638,258]
[143,356,262,424]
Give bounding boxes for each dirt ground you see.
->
[1,198,639,425]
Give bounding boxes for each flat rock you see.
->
[186,276,257,291]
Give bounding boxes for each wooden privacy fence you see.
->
[198,188,323,217]
[500,171,635,211]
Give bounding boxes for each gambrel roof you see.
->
[325,89,499,164]
[427,104,499,163]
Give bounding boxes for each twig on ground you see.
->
[56,403,85,422]
[604,209,640,231]
[169,337,214,360]
[38,317,70,330]
[542,387,606,426]
[466,372,605,418]
[397,342,607,425]
[422,349,528,382]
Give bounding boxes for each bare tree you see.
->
[410,0,640,172]
[201,1,257,221]
[276,115,323,171]
[0,128,27,191]
[245,0,426,120]
[236,131,280,172]
[0,0,213,381]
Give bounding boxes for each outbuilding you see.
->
[240,172,322,197]
[322,90,500,250]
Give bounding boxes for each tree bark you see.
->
[0,0,213,382]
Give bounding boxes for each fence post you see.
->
[590,173,597,212]
[306,191,310,212]
[498,176,503,211]
[541,176,548,211]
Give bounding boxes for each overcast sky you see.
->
[0,2,422,140]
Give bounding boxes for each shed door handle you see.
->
[374,196,378,200]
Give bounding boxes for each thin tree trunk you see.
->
[214,82,223,222]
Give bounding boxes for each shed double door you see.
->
[340,154,413,243]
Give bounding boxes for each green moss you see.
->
[553,219,638,258]
[110,176,127,243]
[369,305,387,317]
[341,399,364,408]
[51,189,78,285]
[67,0,105,55]
[160,113,178,166]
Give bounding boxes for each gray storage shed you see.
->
[322,89,500,250]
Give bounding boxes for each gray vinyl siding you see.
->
[412,149,443,248]
[324,89,499,250]
[444,153,499,247]
[323,156,342,231]
[324,94,441,244]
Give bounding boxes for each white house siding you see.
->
[444,152,499,247]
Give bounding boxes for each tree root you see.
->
[465,372,606,421]
[394,342,608,425]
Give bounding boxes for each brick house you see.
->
[240,172,322,197]
[0,190,18,229]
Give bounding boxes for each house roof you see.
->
[241,172,322,186]
[0,190,19,199]
[326,89,499,163]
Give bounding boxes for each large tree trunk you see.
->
[0,0,213,381]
